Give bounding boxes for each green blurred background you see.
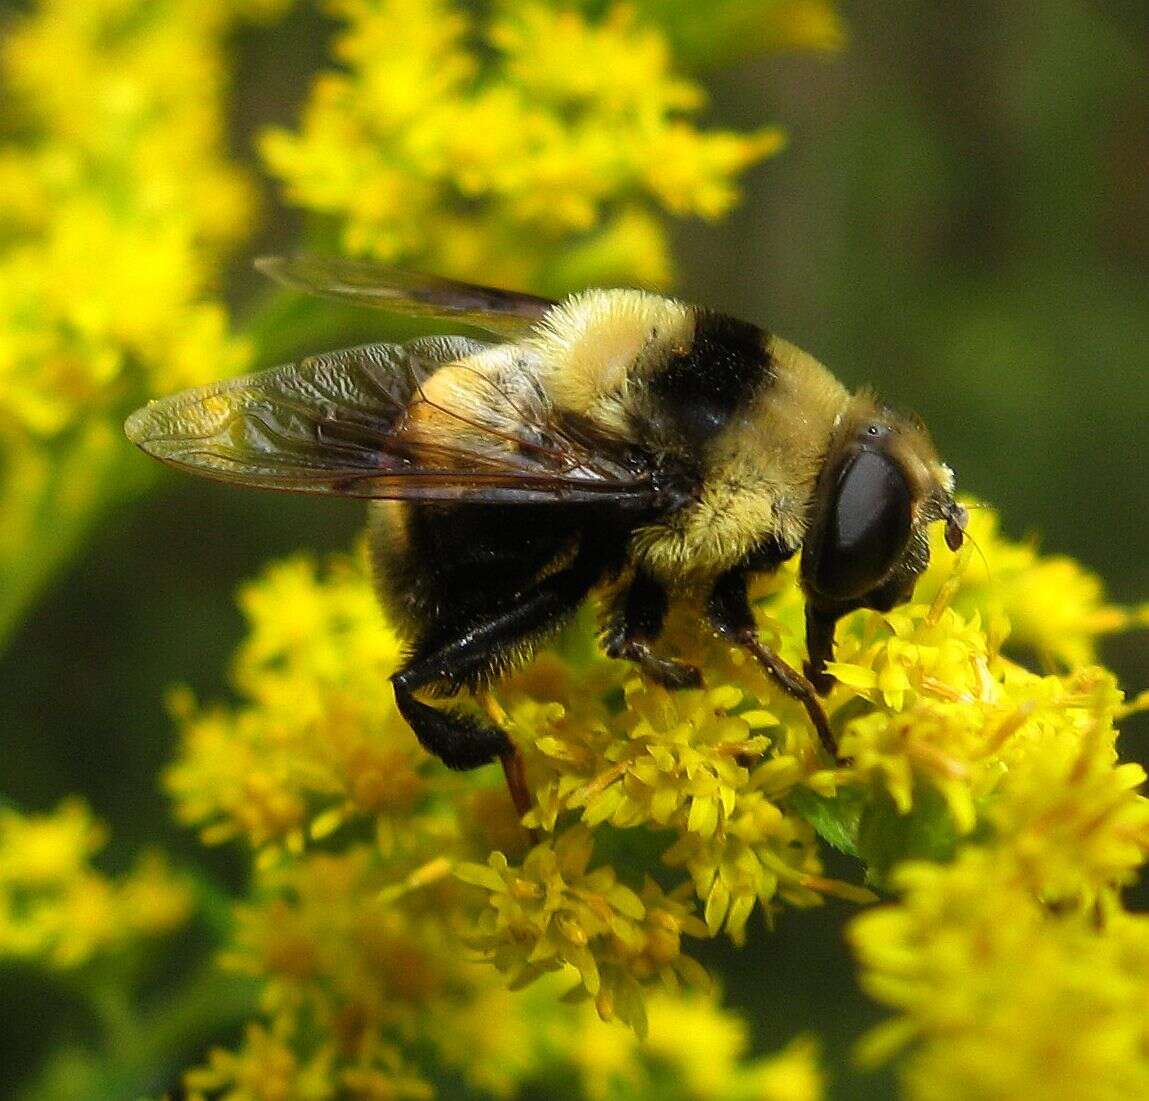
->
[1,0,1146,1094]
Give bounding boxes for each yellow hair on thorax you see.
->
[529,289,693,430]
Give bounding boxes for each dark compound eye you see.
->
[813,450,912,601]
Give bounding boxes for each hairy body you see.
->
[126,260,966,815]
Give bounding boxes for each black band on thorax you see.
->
[647,310,774,449]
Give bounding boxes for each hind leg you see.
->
[391,559,603,816]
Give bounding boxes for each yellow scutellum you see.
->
[850,850,1149,1100]
[260,0,784,291]
[0,799,191,969]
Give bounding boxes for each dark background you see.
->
[2,1,1146,1095]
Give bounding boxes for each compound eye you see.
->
[814,450,912,601]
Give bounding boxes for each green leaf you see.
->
[786,786,864,857]
[856,786,960,891]
[624,0,845,70]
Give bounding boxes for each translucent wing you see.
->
[256,256,556,337]
[124,338,658,506]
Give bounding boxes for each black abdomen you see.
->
[370,499,628,682]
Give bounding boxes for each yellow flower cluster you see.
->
[185,843,822,1099]
[816,515,1147,883]
[915,506,1145,669]
[0,0,261,437]
[167,490,1145,1100]
[0,0,278,638]
[261,0,785,291]
[168,539,833,1093]
[827,512,1149,1094]
[166,554,427,852]
[503,642,875,949]
[458,825,711,1035]
[0,799,191,969]
[852,852,1149,1099]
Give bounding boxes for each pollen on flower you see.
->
[504,649,863,943]
[457,826,710,1036]
[163,494,1147,1086]
[915,506,1136,669]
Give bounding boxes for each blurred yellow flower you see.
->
[261,0,785,291]
[188,841,806,1099]
[0,799,191,969]
[0,0,259,438]
[557,991,826,1100]
[0,0,272,639]
[852,850,1149,1100]
[915,505,1139,669]
[166,550,427,852]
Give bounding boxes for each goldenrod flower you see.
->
[166,552,426,852]
[184,1019,343,1101]
[11,1,1146,1093]
[915,506,1138,669]
[189,840,799,1098]
[261,0,784,290]
[458,825,710,1036]
[0,0,272,637]
[0,799,191,969]
[851,850,1149,1100]
[645,1002,824,1101]
[166,494,1147,1069]
[0,0,258,435]
[559,990,826,1100]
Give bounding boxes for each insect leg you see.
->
[392,683,533,830]
[392,688,512,770]
[391,555,606,815]
[395,558,604,696]
[603,569,702,689]
[706,568,837,758]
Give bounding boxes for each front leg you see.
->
[706,567,837,758]
[603,569,702,690]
